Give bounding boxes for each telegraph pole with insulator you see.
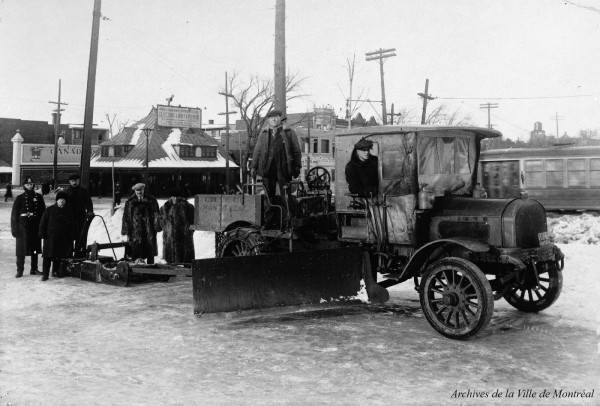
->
[417,79,435,124]
[479,102,499,129]
[551,112,564,139]
[49,79,68,188]
[365,48,396,124]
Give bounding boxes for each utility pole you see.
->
[551,112,564,139]
[417,79,435,124]
[218,72,238,192]
[479,102,499,129]
[365,48,396,125]
[80,0,102,190]
[274,0,286,115]
[387,103,402,125]
[49,79,68,188]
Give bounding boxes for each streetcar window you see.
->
[590,159,600,187]
[546,159,565,187]
[567,159,587,187]
[524,160,543,187]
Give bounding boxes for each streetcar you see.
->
[479,145,600,211]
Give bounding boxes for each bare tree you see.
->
[223,71,306,179]
[337,54,367,128]
[394,106,419,125]
[105,113,130,138]
[425,103,472,126]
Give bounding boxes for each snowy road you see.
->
[0,200,599,405]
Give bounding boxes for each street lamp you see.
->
[141,127,152,188]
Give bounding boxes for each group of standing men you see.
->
[11,174,93,281]
[120,183,195,265]
[11,174,196,281]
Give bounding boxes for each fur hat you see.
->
[68,173,80,181]
[56,191,68,201]
[354,139,374,151]
[266,109,283,118]
[131,183,145,191]
[22,176,34,185]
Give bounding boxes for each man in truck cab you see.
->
[345,138,379,197]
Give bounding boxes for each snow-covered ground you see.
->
[1,199,598,405]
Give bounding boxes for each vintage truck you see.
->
[190,125,564,340]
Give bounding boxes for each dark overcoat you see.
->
[251,126,302,179]
[11,189,45,256]
[121,193,162,259]
[159,198,195,264]
[64,185,94,242]
[39,204,74,258]
[345,150,379,197]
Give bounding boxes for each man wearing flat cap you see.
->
[64,173,94,256]
[250,109,302,227]
[11,176,45,278]
[345,138,379,197]
[121,183,162,264]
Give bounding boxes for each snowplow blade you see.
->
[192,247,389,314]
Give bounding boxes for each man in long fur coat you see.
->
[121,183,162,264]
[159,190,195,264]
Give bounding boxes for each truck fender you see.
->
[400,238,490,281]
[222,221,260,233]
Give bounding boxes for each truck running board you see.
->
[192,247,389,314]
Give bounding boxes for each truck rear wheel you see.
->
[503,262,562,312]
[420,257,494,340]
[218,227,266,258]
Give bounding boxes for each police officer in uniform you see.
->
[11,176,45,278]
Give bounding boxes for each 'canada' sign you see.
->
[22,144,100,164]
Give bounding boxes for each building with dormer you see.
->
[90,106,238,196]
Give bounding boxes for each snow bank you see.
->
[548,213,600,245]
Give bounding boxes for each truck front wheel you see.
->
[503,262,562,312]
[420,257,494,340]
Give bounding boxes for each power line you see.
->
[437,93,600,100]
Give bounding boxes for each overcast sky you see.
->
[1,0,599,140]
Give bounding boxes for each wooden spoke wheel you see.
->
[503,262,562,312]
[218,228,266,258]
[420,257,494,340]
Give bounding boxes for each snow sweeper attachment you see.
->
[63,214,188,286]
[192,247,389,314]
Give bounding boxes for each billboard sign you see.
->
[157,105,202,128]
